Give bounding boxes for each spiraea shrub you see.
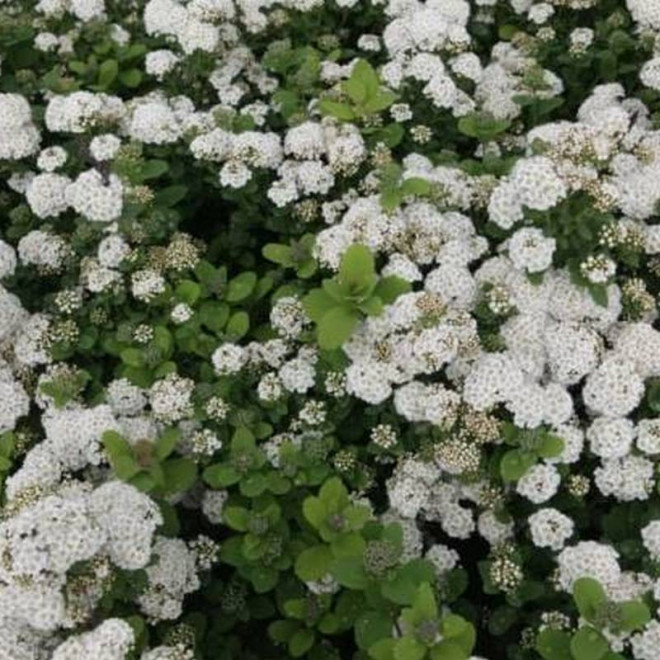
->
[5,0,660,659]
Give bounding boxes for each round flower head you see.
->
[0,241,17,279]
[508,227,555,273]
[66,169,123,222]
[90,134,121,162]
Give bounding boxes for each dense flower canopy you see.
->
[3,0,660,659]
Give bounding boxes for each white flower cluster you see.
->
[51,619,134,660]
[0,94,41,160]
[0,479,161,632]
[138,537,200,621]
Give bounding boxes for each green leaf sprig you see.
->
[319,59,397,122]
[303,244,410,350]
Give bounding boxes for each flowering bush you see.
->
[5,0,660,659]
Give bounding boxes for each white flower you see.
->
[66,169,123,222]
[146,50,180,79]
[137,537,200,621]
[52,619,134,660]
[641,521,660,559]
[0,241,17,279]
[90,134,121,162]
[508,227,555,273]
[516,464,560,504]
[132,269,166,302]
[0,94,41,159]
[26,173,70,218]
[149,374,194,423]
[557,541,621,593]
[211,343,246,375]
[528,508,574,550]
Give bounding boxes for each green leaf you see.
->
[536,629,572,660]
[619,600,651,632]
[203,463,240,488]
[381,561,435,605]
[393,637,426,660]
[289,629,315,658]
[113,454,141,481]
[380,188,403,211]
[263,243,292,265]
[318,613,340,634]
[344,504,371,531]
[175,280,201,305]
[498,24,519,40]
[121,366,153,388]
[222,506,250,532]
[589,284,609,308]
[269,620,298,643]
[573,578,607,621]
[157,499,180,537]
[413,582,438,619]
[199,301,230,333]
[303,288,336,323]
[440,614,468,639]
[342,74,368,105]
[154,185,188,207]
[240,474,267,497]
[232,426,256,452]
[125,610,146,632]
[120,348,144,368]
[68,60,88,75]
[141,160,169,180]
[153,326,173,356]
[399,177,431,197]
[319,476,348,510]
[272,89,301,119]
[369,638,397,660]
[119,68,142,88]
[331,557,369,589]
[266,472,290,495]
[331,531,366,558]
[225,311,250,339]
[153,361,176,379]
[226,272,257,302]
[319,99,356,121]
[499,449,536,482]
[352,59,380,99]
[294,545,333,581]
[317,306,359,350]
[359,295,384,317]
[537,434,565,459]
[339,244,375,286]
[322,278,346,303]
[487,605,518,636]
[303,496,326,529]
[570,627,609,660]
[458,112,511,140]
[102,430,133,459]
[374,122,405,148]
[364,90,397,114]
[374,276,412,304]
[430,641,470,660]
[284,598,307,619]
[356,611,393,650]
[98,59,118,88]
[250,566,279,593]
[154,428,180,460]
[130,470,156,492]
[162,458,197,493]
